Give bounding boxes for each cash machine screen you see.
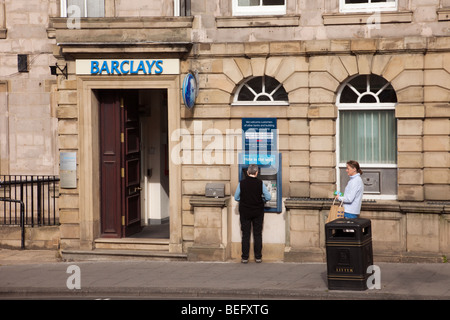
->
[262,180,277,208]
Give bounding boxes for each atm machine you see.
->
[238,153,282,213]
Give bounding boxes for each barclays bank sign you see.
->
[76,59,180,75]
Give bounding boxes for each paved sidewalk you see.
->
[0,249,449,300]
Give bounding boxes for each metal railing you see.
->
[0,198,25,249]
[0,175,60,227]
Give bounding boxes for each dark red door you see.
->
[99,90,142,238]
[121,92,142,237]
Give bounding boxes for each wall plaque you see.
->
[60,152,77,189]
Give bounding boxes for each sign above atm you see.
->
[242,118,278,165]
[76,59,180,75]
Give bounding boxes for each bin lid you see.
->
[325,218,371,228]
[325,218,372,242]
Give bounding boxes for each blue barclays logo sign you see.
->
[91,60,163,75]
[76,59,180,75]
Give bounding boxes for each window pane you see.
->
[265,76,279,94]
[360,94,377,103]
[87,0,104,17]
[272,87,288,101]
[238,85,255,101]
[340,110,396,164]
[369,74,387,94]
[262,0,285,5]
[256,95,271,101]
[66,0,104,17]
[345,0,368,3]
[348,75,367,94]
[238,0,260,6]
[247,77,263,94]
[378,85,397,103]
[67,0,86,17]
[340,86,359,103]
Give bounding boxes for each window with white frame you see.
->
[61,0,105,17]
[337,74,398,199]
[232,0,286,16]
[233,76,289,106]
[340,0,398,13]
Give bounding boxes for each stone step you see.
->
[94,238,169,251]
[61,248,187,262]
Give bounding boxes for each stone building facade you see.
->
[0,0,449,262]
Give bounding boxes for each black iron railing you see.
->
[0,198,25,249]
[0,175,60,227]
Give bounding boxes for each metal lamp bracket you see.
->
[56,63,68,79]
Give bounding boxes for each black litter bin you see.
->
[325,218,373,291]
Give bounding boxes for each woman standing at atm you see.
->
[335,160,364,219]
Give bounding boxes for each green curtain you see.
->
[339,110,397,164]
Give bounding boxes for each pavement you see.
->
[0,248,449,301]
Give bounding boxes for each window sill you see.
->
[323,11,412,26]
[284,199,448,214]
[437,9,450,21]
[50,16,194,30]
[216,15,300,28]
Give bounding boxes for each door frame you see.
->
[77,75,182,252]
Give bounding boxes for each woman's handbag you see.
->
[326,198,345,223]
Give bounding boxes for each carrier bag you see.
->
[326,198,345,223]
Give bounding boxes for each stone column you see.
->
[187,196,231,261]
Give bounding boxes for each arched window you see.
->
[233,76,288,106]
[337,74,398,199]
[338,74,397,106]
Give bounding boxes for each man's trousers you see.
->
[240,212,264,260]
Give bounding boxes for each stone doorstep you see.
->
[61,248,187,262]
[94,238,169,251]
[61,237,186,262]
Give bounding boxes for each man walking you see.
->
[234,164,271,263]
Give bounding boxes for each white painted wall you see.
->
[140,90,169,225]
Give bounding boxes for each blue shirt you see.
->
[338,173,364,215]
[234,181,272,202]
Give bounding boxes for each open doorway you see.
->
[134,89,169,239]
[98,89,169,239]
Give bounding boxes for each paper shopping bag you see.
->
[326,199,344,223]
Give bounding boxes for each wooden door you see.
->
[99,90,142,238]
[99,91,122,237]
[121,92,142,237]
